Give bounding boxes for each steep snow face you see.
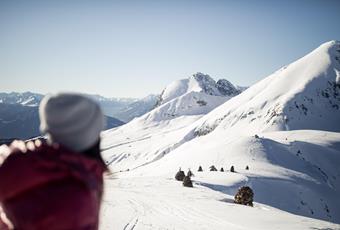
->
[194,40,340,136]
[142,91,229,123]
[158,79,190,105]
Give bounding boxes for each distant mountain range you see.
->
[0,92,159,123]
[0,102,125,140]
[0,92,158,139]
[0,75,245,140]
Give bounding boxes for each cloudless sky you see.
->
[1,0,340,98]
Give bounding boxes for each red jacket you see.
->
[0,142,106,230]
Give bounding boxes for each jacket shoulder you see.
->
[0,141,62,201]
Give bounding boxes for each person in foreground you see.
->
[0,93,107,230]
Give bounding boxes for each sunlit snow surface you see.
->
[100,173,339,230]
[100,41,340,229]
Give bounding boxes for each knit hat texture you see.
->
[39,93,105,152]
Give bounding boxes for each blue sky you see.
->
[1,0,340,98]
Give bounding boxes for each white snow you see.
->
[101,73,235,171]
[100,41,340,229]
[100,173,339,230]
[194,40,340,134]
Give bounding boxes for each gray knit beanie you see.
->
[39,93,105,152]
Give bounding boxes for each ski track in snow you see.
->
[100,175,340,230]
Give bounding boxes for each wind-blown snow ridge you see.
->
[194,40,340,136]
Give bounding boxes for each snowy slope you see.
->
[100,174,339,230]
[102,73,238,169]
[194,40,340,136]
[130,130,340,224]
[101,41,340,228]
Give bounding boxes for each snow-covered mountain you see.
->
[0,92,160,139]
[0,92,157,123]
[101,41,340,227]
[102,73,239,168]
[194,40,340,136]
[145,72,241,122]
[156,72,241,106]
[0,92,43,106]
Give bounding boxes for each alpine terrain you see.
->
[100,41,340,229]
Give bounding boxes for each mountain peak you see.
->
[191,72,215,83]
[157,73,240,106]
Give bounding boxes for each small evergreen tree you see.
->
[220,167,224,172]
[198,166,203,172]
[234,186,254,207]
[230,166,235,172]
[183,175,193,187]
[245,165,249,170]
[187,169,194,177]
[209,165,217,171]
[175,168,185,181]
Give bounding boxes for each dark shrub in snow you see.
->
[187,169,194,177]
[198,166,203,172]
[230,166,235,172]
[234,186,254,207]
[220,167,224,172]
[245,166,249,170]
[209,165,217,171]
[183,175,193,187]
[175,168,185,181]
